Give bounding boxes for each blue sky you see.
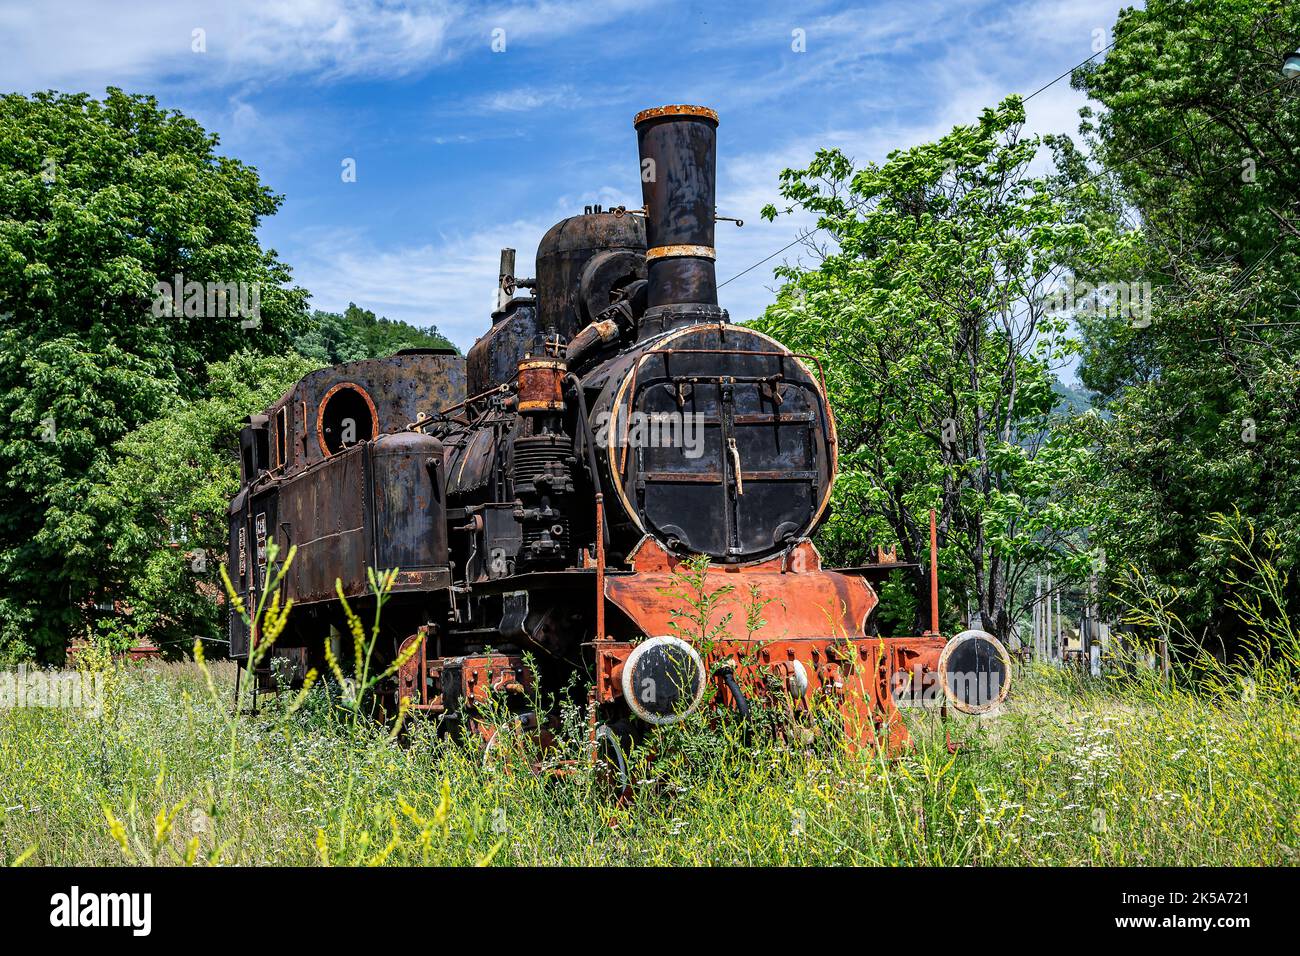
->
[1,0,1133,355]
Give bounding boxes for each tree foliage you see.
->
[293,302,456,366]
[0,88,310,661]
[1063,0,1300,652]
[753,99,1094,641]
[83,352,317,657]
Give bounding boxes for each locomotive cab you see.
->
[226,351,465,670]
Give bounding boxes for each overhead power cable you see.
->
[719,20,1288,290]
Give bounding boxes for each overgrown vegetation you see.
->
[1059,0,1300,655]
[1,514,1295,867]
[753,97,1093,639]
[293,302,455,365]
[2,638,1295,866]
[0,88,311,662]
[1,0,1298,868]
[82,352,317,658]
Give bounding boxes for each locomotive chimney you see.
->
[634,105,727,338]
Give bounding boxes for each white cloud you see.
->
[0,0,643,92]
[477,85,577,113]
[291,0,1131,343]
[4,0,1135,386]
[705,0,1134,326]
[292,220,551,349]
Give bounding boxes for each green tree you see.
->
[0,89,310,661]
[1062,0,1300,652]
[293,302,456,365]
[754,98,1095,642]
[293,308,370,365]
[83,352,318,657]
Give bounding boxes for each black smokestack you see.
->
[634,105,726,336]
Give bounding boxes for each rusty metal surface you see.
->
[396,629,439,709]
[278,443,371,604]
[228,353,464,659]
[248,434,454,609]
[370,431,448,572]
[636,106,719,311]
[645,244,715,260]
[578,251,645,324]
[535,213,645,340]
[633,104,719,125]
[591,629,949,753]
[466,299,539,396]
[263,351,466,476]
[591,536,957,751]
[604,538,876,642]
[516,357,565,412]
[583,324,836,564]
[445,422,502,500]
[316,382,379,458]
[400,650,535,721]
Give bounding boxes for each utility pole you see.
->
[1056,587,1063,664]
[1087,570,1102,676]
[1034,574,1042,660]
[1047,575,1055,663]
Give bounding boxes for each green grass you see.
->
[1,656,1295,866]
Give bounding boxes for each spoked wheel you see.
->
[595,723,633,800]
[480,711,543,771]
[480,711,591,780]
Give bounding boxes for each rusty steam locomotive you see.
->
[227,105,1009,757]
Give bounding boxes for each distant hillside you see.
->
[1052,377,1096,416]
[294,302,457,365]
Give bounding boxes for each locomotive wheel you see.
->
[480,712,564,776]
[595,723,633,796]
[481,711,535,761]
